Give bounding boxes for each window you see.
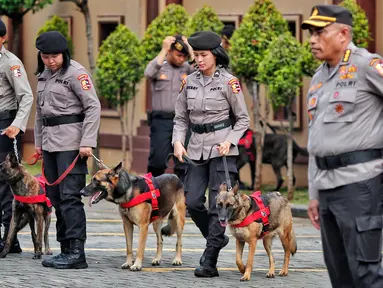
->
[268,14,303,130]
[97,16,125,111]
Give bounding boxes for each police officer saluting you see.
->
[34,31,101,269]
[303,5,383,287]
[0,19,33,253]
[144,35,194,180]
[173,31,249,277]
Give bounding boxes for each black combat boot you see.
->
[194,247,219,278]
[51,239,88,269]
[199,235,229,265]
[0,234,22,254]
[42,240,70,267]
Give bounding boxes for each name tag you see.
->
[335,80,356,89]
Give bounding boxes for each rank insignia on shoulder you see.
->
[342,49,351,63]
[228,78,241,94]
[369,58,381,66]
[78,73,92,90]
[10,65,21,78]
[180,79,186,93]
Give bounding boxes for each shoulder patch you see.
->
[179,79,186,93]
[77,73,91,90]
[372,59,383,76]
[228,78,241,94]
[10,65,21,78]
[342,49,351,63]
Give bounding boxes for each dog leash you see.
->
[222,155,232,191]
[0,129,20,163]
[166,143,221,168]
[91,153,109,169]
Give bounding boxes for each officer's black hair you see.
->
[35,49,71,75]
[211,45,230,68]
[221,24,235,39]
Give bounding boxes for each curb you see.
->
[291,204,309,218]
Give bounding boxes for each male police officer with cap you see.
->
[0,19,33,253]
[145,35,194,181]
[303,5,383,287]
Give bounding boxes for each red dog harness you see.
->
[238,129,255,161]
[13,175,52,214]
[232,191,270,237]
[120,173,160,222]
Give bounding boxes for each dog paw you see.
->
[171,258,182,266]
[121,262,132,269]
[266,272,275,278]
[130,264,142,271]
[33,253,43,260]
[278,269,288,277]
[45,249,53,256]
[0,252,7,259]
[152,258,161,266]
[240,274,251,281]
[237,264,246,274]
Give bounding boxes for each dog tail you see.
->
[290,228,297,256]
[161,209,177,237]
[293,141,309,157]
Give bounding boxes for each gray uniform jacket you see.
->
[34,60,101,152]
[173,68,250,160]
[308,42,383,200]
[145,57,194,112]
[0,46,33,132]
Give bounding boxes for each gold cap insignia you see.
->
[312,8,319,16]
[175,42,183,51]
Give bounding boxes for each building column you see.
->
[333,0,376,52]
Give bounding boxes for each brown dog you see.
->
[80,162,186,271]
[0,151,52,259]
[216,181,297,281]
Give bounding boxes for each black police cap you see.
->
[188,31,222,51]
[0,19,6,37]
[171,34,189,55]
[221,24,235,40]
[35,31,68,54]
[301,5,352,30]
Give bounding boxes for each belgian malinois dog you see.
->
[0,151,52,259]
[216,181,297,281]
[80,162,186,271]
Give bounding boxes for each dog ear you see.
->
[219,182,228,192]
[232,180,240,195]
[112,162,123,174]
[8,151,19,167]
[114,170,131,197]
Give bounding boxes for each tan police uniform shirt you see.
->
[145,57,194,112]
[34,60,101,152]
[307,42,383,200]
[173,68,250,160]
[0,46,33,131]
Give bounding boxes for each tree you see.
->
[60,0,98,173]
[95,25,144,168]
[230,0,289,190]
[140,4,189,66]
[37,15,74,56]
[0,0,53,55]
[339,0,371,48]
[258,33,304,199]
[183,5,224,37]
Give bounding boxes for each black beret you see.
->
[35,31,67,54]
[221,24,235,39]
[171,34,189,55]
[188,31,222,51]
[301,5,352,30]
[0,19,6,37]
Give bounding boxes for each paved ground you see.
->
[0,200,332,288]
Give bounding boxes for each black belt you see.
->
[0,110,17,121]
[151,111,175,120]
[42,114,85,127]
[191,119,231,134]
[315,149,383,170]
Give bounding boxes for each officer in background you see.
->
[220,24,235,51]
[144,35,194,181]
[173,31,249,277]
[34,31,101,269]
[302,5,383,287]
[0,19,33,254]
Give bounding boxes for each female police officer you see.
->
[172,31,249,277]
[34,31,101,269]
